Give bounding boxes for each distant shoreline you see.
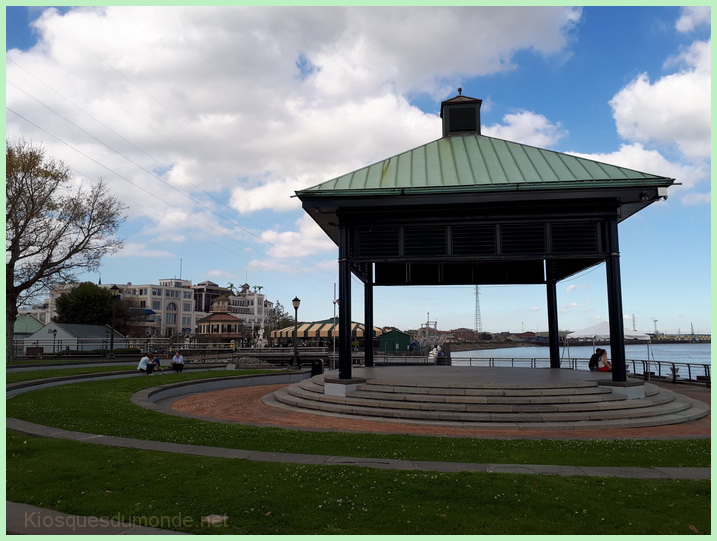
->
[449,342,538,352]
[448,340,710,352]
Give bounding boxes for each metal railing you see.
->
[12,339,329,359]
[451,356,710,387]
[11,340,711,388]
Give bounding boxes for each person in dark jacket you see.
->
[588,348,602,371]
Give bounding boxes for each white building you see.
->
[41,279,274,339]
[226,283,273,332]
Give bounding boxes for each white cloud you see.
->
[110,242,173,259]
[681,192,711,206]
[609,40,710,160]
[569,143,709,203]
[565,285,587,292]
[7,5,581,220]
[675,6,711,33]
[259,214,335,260]
[483,110,567,148]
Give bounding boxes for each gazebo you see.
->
[296,91,674,383]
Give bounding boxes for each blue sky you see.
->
[5,6,711,335]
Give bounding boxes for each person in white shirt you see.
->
[171,351,185,373]
[597,350,612,372]
[137,353,154,374]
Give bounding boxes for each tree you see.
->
[55,282,136,336]
[55,282,114,325]
[6,140,126,362]
[265,300,294,333]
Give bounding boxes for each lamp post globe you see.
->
[291,297,301,369]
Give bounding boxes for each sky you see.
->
[5,5,711,335]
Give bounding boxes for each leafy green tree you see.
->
[55,282,113,325]
[55,282,135,335]
[6,140,125,361]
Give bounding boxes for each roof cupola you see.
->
[440,88,482,137]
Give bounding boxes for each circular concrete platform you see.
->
[166,367,710,439]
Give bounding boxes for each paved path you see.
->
[6,370,710,535]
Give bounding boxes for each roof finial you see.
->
[458,87,462,96]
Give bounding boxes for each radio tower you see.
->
[474,285,483,333]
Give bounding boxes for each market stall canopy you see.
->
[271,318,383,339]
[567,321,650,341]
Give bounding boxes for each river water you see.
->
[452,342,711,365]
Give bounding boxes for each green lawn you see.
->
[6,371,709,468]
[6,430,710,535]
[6,365,136,383]
[5,369,711,534]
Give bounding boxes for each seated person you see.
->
[170,351,184,373]
[588,349,602,371]
[597,350,612,372]
[151,354,163,371]
[137,353,154,374]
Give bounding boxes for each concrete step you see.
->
[285,383,677,415]
[272,377,708,429]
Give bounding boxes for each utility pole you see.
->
[474,286,482,333]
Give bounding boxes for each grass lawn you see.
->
[6,430,710,535]
[7,365,137,383]
[6,369,711,534]
[6,371,710,468]
[5,365,274,384]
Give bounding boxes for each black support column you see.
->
[364,269,374,367]
[605,219,627,382]
[545,263,561,369]
[338,223,352,379]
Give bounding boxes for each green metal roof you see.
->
[297,134,673,197]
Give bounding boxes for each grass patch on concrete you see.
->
[6,373,709,468]
[7,366,137,383]
[6,430,710,535]
[6,366,275,384]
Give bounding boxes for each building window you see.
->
[152,300,161,310]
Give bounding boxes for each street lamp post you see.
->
[48,329,57,356]
[109,284,120,358]
[291,296,301,369]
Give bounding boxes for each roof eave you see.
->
[296,177,675,200]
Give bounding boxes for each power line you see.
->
[6,118,335,293]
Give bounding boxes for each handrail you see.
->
[451,357,710,387]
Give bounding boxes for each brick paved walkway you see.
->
[169,380,710,440]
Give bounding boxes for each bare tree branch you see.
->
[6,139,126,361]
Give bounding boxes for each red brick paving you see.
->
[170,381,710,439]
